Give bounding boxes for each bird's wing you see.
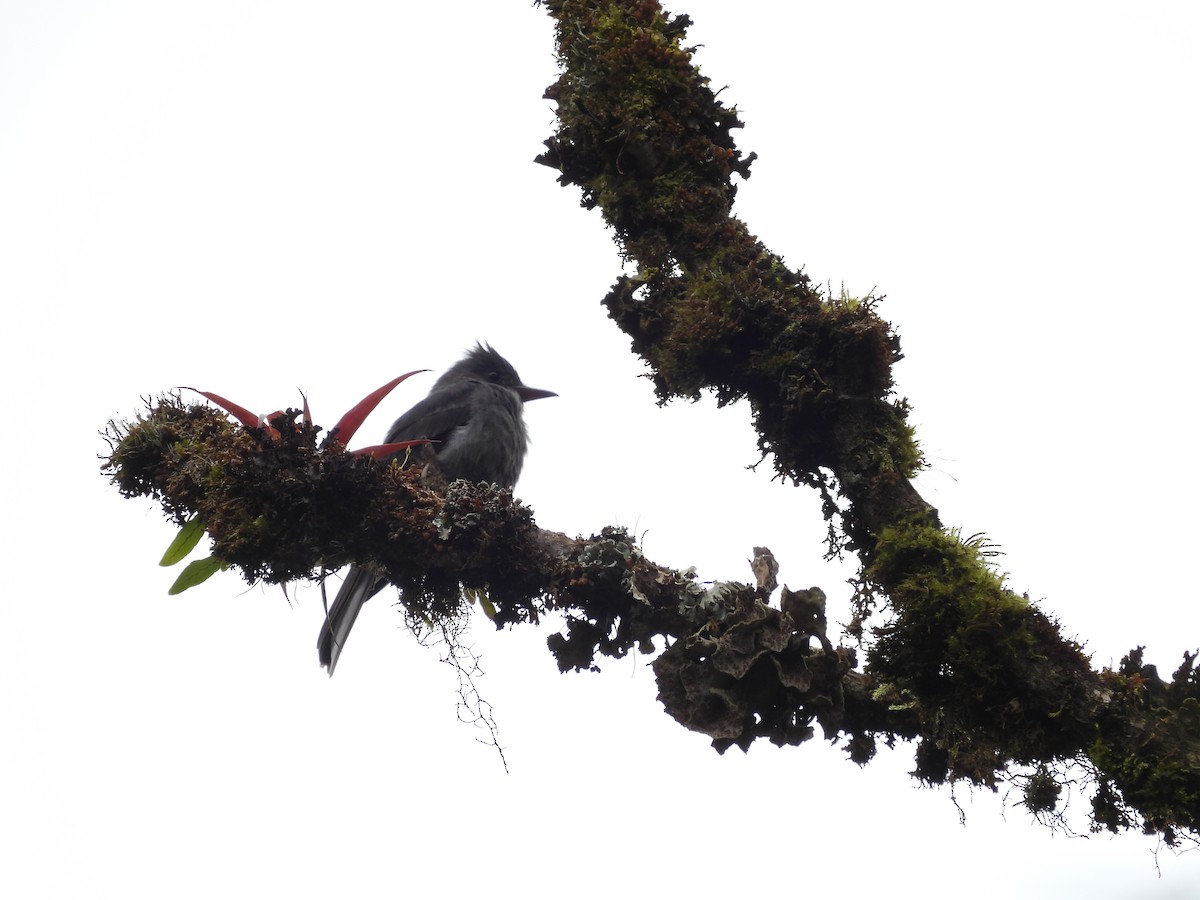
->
[383,381,481,445]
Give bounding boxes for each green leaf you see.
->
[464,586,497,621]
[167,556,227,595]
[478,594,497,621]
[160,516,205,566]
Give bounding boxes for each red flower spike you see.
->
[327,370,429,447]
[352,439,432,460]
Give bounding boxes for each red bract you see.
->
[351,441,429,460]
[184,390,259,430]
[183,370,432,458]
[326,370,428,447]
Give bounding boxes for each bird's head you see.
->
[441,343,557,403]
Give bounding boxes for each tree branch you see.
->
[100,0,1200,844]
[102,397,918,754]
[532,0,1199,840]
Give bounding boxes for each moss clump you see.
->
[867,521,1099,784]
[1090,649,1200,840]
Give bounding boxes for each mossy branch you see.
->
[102,395,917,754]
[533,0,1199,840]
[99,0,1199,844]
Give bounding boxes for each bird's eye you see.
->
[487,370,501,383]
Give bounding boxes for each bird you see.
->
[317,344,555,675]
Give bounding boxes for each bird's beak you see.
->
[517,386,557,402]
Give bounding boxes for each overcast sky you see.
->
[3,2,1198,897]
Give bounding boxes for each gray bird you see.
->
[317,344,555,674]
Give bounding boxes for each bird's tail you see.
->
[317,565,383,675]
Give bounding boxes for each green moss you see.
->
[870,521,1018,611]
[863,517,1102,782]
[1084,651,1200,837]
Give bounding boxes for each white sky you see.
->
[3,1,1199,897]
